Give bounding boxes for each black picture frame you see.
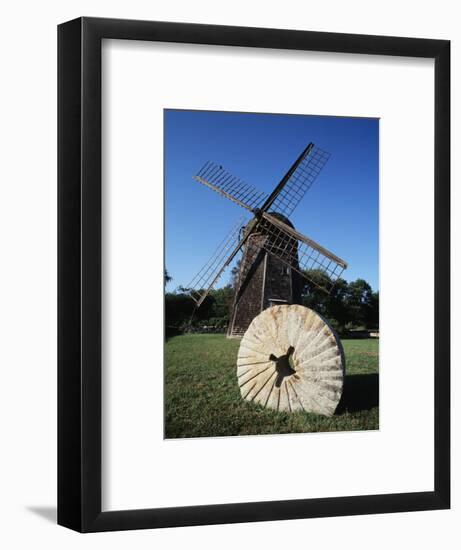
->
[58,17,450,532]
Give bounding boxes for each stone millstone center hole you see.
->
[269,346,299,388]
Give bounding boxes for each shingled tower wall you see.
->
[227,214,301,338]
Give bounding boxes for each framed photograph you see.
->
[164,109,379,434]
[58,17,450,532]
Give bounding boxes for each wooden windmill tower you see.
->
[186,142,348,337]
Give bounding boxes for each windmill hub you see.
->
[269,346,299,388]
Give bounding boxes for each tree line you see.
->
[165,269,378,335]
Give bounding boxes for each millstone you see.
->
[237,304,344,416]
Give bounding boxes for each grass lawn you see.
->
[165,334,379,438]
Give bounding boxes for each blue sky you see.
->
[164,110,379,291]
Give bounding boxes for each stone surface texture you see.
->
[237,304,344,416]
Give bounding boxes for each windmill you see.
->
[186,142,348,338]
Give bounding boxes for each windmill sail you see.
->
[185,216,249,306]
[259,212,347,293]
[193,161,267,212]
[270,145,331,218]
[187,142,346,314]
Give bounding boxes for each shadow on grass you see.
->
[336,373,379,414]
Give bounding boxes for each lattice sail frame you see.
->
[193,145,330,217]
[270,146,331,218]
[185,216,248,305]
[194,161,267,212]
[259,213,347,293]
[185,143,347,305]
[186,213,347,305]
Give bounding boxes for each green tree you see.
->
[364,290,379,329]
[300,269,331,316]
[324,278,350,331]
[301,270,378,332]
[165,268,378,334]
[345,279,373,328]
[210,285,234,319]
[165,291,215,330]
